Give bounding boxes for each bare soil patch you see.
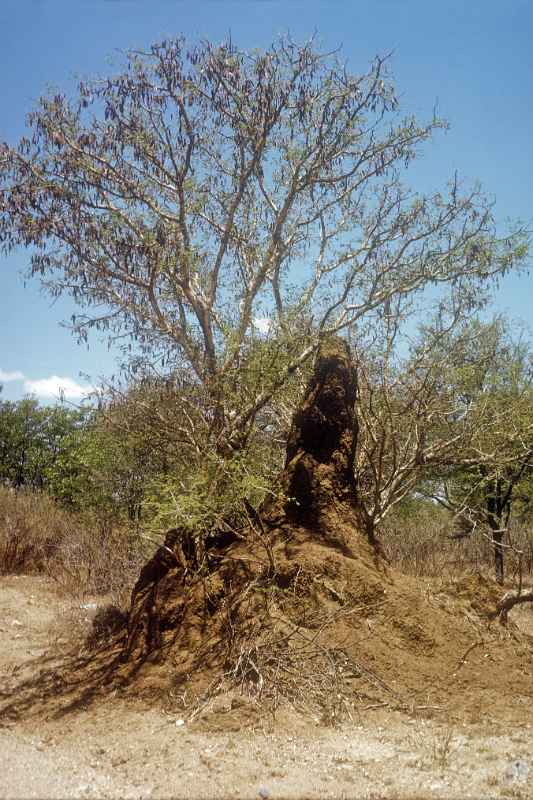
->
[1,574,533,799]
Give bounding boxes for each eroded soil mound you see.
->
[117,339,388,712]
[1,339,532,730]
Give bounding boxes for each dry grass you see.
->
[381,505,533,582]
[2,485,531,630]
[0,486,144,608]
[0,487,73,575]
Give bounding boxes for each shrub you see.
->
[0,486,144,606]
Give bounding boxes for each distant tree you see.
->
[353,313,533,580]
[0,397,86,491]
[0,398,46,487]
[0,35,528,458]
[420,319,533,583]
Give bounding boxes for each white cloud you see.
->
[0,368,25,382]
[253,317,272,335]
[24,375,94,401]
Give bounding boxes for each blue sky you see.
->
[1,0,531,403]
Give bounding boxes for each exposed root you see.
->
[497,590,533,624]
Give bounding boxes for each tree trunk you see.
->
[492,527,505,585]
[487,481,505,585]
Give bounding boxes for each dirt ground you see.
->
[1,574,532,800]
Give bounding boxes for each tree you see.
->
[0,35,528,457]
[352,309,465,542]
[78,383,182,525]
[0,397,46,488]
[93,353,299,536]
[420,318,533,583]
[0,396,86,491]
[353,311,500,539]
[351,310,533,585]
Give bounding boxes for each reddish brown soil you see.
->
[1,574,533,799]
[1,339,533,798]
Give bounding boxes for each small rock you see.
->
[11,619,22,627]
[505,759,529,783]
[175,718,185,727]
[258,787,270,799]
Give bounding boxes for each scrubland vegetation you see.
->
[1,33,531,596]
[0,486,144,605]
[1,444,532,607]
[1,32,533,800]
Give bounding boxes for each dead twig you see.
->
[454,640,484,673]
[242,499,277,578]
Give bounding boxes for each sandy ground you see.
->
[1,574,532,800]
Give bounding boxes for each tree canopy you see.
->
[0,395,87,493]
[1,35,529,453]
[418,317,533,582]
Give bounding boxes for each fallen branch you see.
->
[454,640,484,673]
[496,590,533,624]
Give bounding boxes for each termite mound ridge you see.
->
[117,338,388,710]
[112,337,531,728]
[2,338,532,730]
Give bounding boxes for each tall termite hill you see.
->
[1,337,531,726]
[124,337,381,662]
[116,337,532,724]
